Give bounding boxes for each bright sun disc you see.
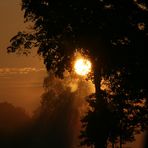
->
[74,58,91,76]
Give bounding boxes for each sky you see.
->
[0,0,47,115]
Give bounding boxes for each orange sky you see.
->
[0,0,47,115]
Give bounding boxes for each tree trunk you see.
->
[93,67,111,148]
[120,121,122,148]
[95,141,107,148]
[120,135,122,148]
[112,141,115,148]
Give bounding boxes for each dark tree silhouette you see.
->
[144,131,148,148]
[0,102,31,148]
[80,69,148,148]
[31,75,78,148]
[107,70,148,147]
[7,0,148,147]
[30,73,92,148]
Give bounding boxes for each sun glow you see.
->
[74,58,91,76]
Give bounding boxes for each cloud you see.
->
[0,67,45,75]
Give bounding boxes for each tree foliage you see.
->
[0,102,31,148]
[8,0,148,77]
[80,69,148,147]
[105,70,147,145]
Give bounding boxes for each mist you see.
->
[0,71,94,148]
[31,72,95,148]
[0,72,146,148]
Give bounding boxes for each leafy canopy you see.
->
[8,0,148,80]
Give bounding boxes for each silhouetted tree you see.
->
[8,0,148,147]
[104,70,147,147]
[0,102,31,148]
[31,75,77,148]
[80,69,148,148]
[80,92,113,148]
[144,130,148,148]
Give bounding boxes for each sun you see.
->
[74,58,91,76]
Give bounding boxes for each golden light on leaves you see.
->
[134,0,148,11]
[74,58,91,76]
[138,22,145,30]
